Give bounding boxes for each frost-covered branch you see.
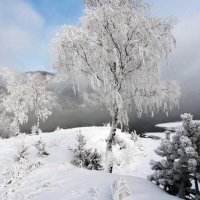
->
[51,0,180,172]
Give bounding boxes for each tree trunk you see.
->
[106,109,118,173]
[195,175,200,195]
[16,120,20,136]
[37,116,40,129]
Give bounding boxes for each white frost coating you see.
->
[111,177,132,200]
[26,73,56,129]
[150,114,200,198]
[0,112,13,138]
[0,126,181,200]
[3,75,30,135]
[51,0,180,172]
[90,187,102,200]
[3,73,56,134]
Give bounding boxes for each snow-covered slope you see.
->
[0,127,180,200]
[156,120,200,131]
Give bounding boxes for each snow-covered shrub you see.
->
[71,132,103,170]
[87,149,104,170]
[0,112,14,138]
[89,187,102,200]
[1,143,42,200]
[111,177,132,200]
[131,130,143,150]
[71,132,86,167]
[103,122,110,127]
[31,124,42,135]
[34,139,49,157]
[15,143,29,162]
[113,134,136,167]
[114,135,126,150]
[131,130,138,142]
[55,126,61,131]
[149,113,200,199]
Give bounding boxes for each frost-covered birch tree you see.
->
[26,73,56,130]
[52,0,180,173]
[3,75,29,135]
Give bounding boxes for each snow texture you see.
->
[0,127,180,200]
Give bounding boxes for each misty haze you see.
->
[0,0,200,200]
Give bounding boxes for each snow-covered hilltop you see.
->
[0,127,180,200]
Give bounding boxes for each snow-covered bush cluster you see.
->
[90,187,102,200]
[149,113,200,199]
[131,131,143,150]
[31,125,42,135]
[111,177,132,200]
[71,131,104,171]
[90,177,132,200]
[34,138,49,157]
[1,142,42,200]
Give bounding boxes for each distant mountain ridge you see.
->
[25,70,55,77]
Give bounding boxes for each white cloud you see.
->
[0,0,45,70]
[166,14,200,81]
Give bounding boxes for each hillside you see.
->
[0,127,180,200]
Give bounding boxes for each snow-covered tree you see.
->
[52,0,180,172]
[149,131,180,195]
[0,112,14,138]
[34,138,49,157]
[111,177,132,200]
[3,75,30,135]
[26,73,56,131]
[90,187,102,200]
[72,131,103,170]
[71,132,87,168]
[150,114,200,199]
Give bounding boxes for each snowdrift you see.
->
[0,127,180,200]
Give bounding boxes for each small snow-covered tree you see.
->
[111,177,132,200]
[26,73,56,131]
[52,0,180,172]
[72,131,103,170]
[71,132,87,168]
[31,124,42,135]
[150,114,200,199]
[90,187,102,200]
[149,131,180,195]
[3,75,29,135]
[87,149,104,170]
[34,138,49,157]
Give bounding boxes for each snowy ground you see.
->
[156,120,200,131]
[0,127,180,200]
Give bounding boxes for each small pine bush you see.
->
[149,113,200,199]
[71,132,103,171]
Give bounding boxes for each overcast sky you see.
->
[0,0,200,79]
